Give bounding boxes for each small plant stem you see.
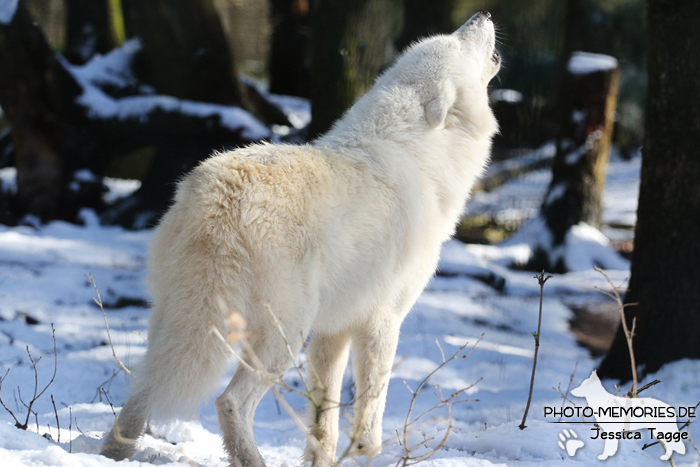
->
[594,267,638,397]
[69,406,72,453]
[87,273,132,376]
[51,394,60,443]
[519,270,551,430]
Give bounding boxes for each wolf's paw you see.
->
[351,435,381,458]
[558,429,584,457]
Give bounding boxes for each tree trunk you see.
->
[598,0,700,381]
[121,0,242,106]
[269,0,312,98]
[65,0,116,65]
[395,0,455,51]
[0,3,264,226]
[0,2,98,221]
[308,0,399,137]
[546,53,619,234]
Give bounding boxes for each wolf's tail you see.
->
[131,202,248,423]
[135,292,233,422]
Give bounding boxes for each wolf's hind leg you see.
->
[350,315,401,457]
[216,321,309,467]
[304,331,352,466]
[101,388,150,460]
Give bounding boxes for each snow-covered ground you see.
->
[2,153,700,467]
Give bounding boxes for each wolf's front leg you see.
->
[598,435,619,460]
[304,331,352,466]
[350,314,402,457]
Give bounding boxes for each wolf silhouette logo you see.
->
[571,370,685,460]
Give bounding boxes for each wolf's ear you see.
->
[424,80,457,130]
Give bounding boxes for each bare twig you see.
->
[51,394,60,443]
[0,324,58,430]
[262,302,313,398]
[519,271,551,430]
[87,273,132,376]
[557,362,578,422]
[102,388,117,418]
[397,335,483,467]
[594,267,638,396]
[553,385,580,409]
[75,418,85,436]
[636,379,661,395]
[0,369,21,427]
[91,369,120,403]
[69,406,72,453]
[687,431,700,459]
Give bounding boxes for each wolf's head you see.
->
[380,11,499,131]
[321,11,500,149]
[453,11,501,85]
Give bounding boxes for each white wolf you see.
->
[102,10,500,467]
[571,370,686,460]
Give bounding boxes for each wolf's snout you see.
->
[467,10,491,23]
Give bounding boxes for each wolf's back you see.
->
[132,145,336,420]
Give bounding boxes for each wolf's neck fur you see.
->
[315,85,496,224]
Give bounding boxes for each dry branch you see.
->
[594,267,638,396]
[0,324,58,430]
[87,273,132,376]
[397,335,483,467]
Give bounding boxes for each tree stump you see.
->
[534,51,620,271]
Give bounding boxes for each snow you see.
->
[75,91,270,141]
[69,39,146,94]
[469,215,629,272]
[1,167,17,192]
[563,222,630,271]
[468,150,641,247]
[64,42,270,141]
[239,75,311,131]
[602,152,641,228]
[469,142,556,229]
[0,0,18,25]
[543,182,566,206]
[568,52,618,75]
[102,178,142,205]
[490,89,523,104]
[1,152,698,466]
[267,93,312,130]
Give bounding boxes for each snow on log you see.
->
[0,3,269,225]
[568,51,618,75]
[494,216,629,272]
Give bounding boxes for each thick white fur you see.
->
[102,11,500,467]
